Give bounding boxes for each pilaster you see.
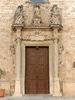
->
[13,27,22,97]
[53,28,62,96]
[50,22,62,96]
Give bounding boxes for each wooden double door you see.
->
[25,46,49,94]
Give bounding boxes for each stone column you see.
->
[13,27,22,97]
[53,28,62,96]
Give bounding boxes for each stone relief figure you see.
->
[34,4,41,18]
[50,5,61,25]
[13,5,25,26]
[32,4,43,26]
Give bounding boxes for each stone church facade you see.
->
[0,0,75,97]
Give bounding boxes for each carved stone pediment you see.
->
[12,4,63,30]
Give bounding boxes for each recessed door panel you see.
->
[25,46,49,94]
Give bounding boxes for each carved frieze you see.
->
[21,30,53,41]
[22,34,53,41]
[22,35,53,41]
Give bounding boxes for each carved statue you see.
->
[34,4,41,18]
[32,4,43,26]
[13,5,25,26]
[50,5,61,25]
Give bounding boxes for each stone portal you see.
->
[12,2,62,97]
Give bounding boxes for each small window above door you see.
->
[30,0,45,2]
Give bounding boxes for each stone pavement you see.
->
[1,95,75,100]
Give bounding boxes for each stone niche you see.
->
[12,2,63,97]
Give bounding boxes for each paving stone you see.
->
[1,96,75,100]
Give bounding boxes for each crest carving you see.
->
[32,4,43,27]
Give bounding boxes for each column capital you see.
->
[50,24,63,32]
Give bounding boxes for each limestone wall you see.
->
[0,0,75,96]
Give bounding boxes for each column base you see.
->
[53,78,62,96]
[13,80,22,97]
[13,92,22,97]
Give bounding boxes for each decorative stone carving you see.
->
[32,4,43,26]
[34,4,41,18]
[50,5,62,31]
[10,43,15,54]
[34,30,41,35]
[58,33,64,54]
[59,44,64,54]
[50,5,61,25]
[12,5,25,27]
[58,36,64,54]
[22,34,53,41]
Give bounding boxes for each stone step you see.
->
[1,96,75,100]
